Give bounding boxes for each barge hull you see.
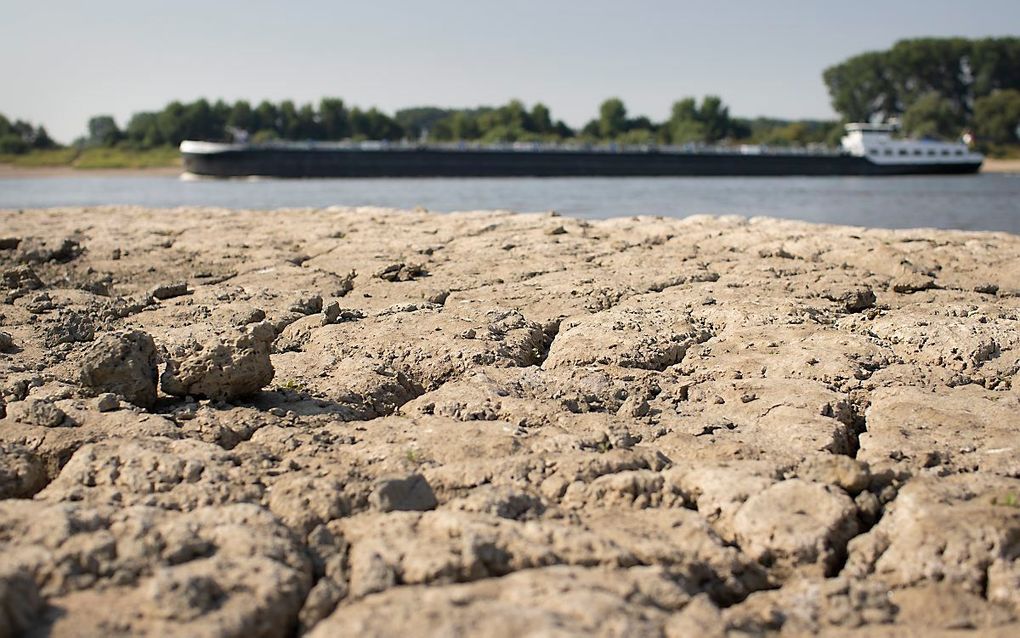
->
[181,147,983,178]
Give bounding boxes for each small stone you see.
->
[25,292,56,314]
[319,303,364,326]
[374,262,427,282]
[161,321,276,400]
[974,283,999,295]
[285,253,311,266]
[799,455,872,495]
[854,490,882,527]
[15,237,82,263]
[892,273,936,294]
[10,398,69,428]
[231,307,266,326]
[290,294,323,315]
[1,265,44,292]
[80,330,159,408]
[0,442,48,498]
[545,225,567,236]
[617,396,650,418]
[369,474,438,512]
[44,310,95,346]
[321,301,341,325]
[150,281,189,300]
[0,237,22,250]
[96,393,120,412]
[0,331,14,353]
[424,289,450,305]
[823,286,877,312]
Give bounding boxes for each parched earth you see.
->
[1,205,1019,637]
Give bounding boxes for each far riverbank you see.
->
[982,158,1020,173]
[0,164,181,178]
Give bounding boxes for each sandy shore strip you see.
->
[1,206,1019,635]
[982,158,1020,173]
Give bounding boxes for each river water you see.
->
[1,174,1018,233]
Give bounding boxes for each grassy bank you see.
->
[0,146,180,169]
[982,144,1020,160]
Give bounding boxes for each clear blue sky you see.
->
[3,0,1018,142]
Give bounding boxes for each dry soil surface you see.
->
[1,206,1019,637]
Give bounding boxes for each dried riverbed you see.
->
[1,206,1019,636]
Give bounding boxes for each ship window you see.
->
[884,149,893,155]
[898,149,908,156]
[927,149,936,156]
[941,149,950,155]
[868,148,878,155]
[913,149,922,156]
[954,149,964,155]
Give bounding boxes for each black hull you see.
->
[181,147,983,178]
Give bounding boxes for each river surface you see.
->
[1,174,1018,233]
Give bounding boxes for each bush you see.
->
[0,135,28,154]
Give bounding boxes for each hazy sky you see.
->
[3,0,1018,142]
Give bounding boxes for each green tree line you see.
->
[62,95,839,151]
[824,37,1020,144]
[0,113,55,154]
[82,98,407,148]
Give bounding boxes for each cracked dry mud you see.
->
[1,205,1019,637]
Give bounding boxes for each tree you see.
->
[449,111,479,140]
[698,95,731,141]
[349,108,403,140]
[598,98,627,138]
[579,120,600,139]
[87,115,122,147]
[0,136,27,154]
[227,100,254,133]
[530,103,553,134]
[973,89,1020,144]
[32,126,55,149]
[295,103,323,139]
[886,38,970,109]
[502,100,530,131]
[823,52,898,122]
[665,96,733,144]
[156,101,188,145]
[394,106,450,140]
[278,100,300,139]
[0,114,28,153]
[253,101,280,136]
[669,119,706,144]
[319,98,350,140]
[970,38,1020,99]
[618,128,656,145]
[182,99,223,141]
[823,37,1020,123]
[901,91,963,139]
[125,112,163,147]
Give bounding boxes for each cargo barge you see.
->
[180,124,983,178]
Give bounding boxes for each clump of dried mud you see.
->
[1,205,1019,637]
